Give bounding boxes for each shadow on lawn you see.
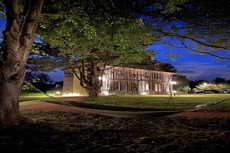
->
[1,118,65,153]
[1,111,230,153]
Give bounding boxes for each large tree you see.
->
[35,0,187,97]
[0,0,44,125]
[36,0,155,97]
[0,0,199,125]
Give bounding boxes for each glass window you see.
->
[154,73,157,79]
[155,84,158,91]
[158,84,161,91]
[145,71,148,78]
[115,81,120,91]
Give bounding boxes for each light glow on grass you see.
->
[19,93,230,112]
[19,101,45,106]
[83,94,230,111]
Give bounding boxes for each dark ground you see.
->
[1,97,230,153]
[1,110,230,153]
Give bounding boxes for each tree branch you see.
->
[176,38,230,60]
[176,34,230,52]
[19,0,44,63]
[160,30,230,52]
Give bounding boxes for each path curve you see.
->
[20,97,230,118]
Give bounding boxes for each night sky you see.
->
[151,44,230,82]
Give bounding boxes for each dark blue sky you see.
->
[151,44,230,82]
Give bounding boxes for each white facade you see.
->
[62,66,176,96]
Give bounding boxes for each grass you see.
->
[19,96,48,106]
[20,90,56,97]
[2,94,230,153]
[19,91,59,106]
[18,93,230,111]
[1,111,230,153]
[18,92,230,111]
[82,94,230,112]
[19,100,46,106]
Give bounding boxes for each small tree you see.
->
[174,75,190,93]
[176,86,190,94]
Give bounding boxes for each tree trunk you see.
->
[0,0,44,126]
[87,89,100,97]
[0,76,24,125]
[74,57,102,98]
[87,60,102,98]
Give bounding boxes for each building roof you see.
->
[115,58,176,73]
[63,51,177,73]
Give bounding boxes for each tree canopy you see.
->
[1,0,230,125]
[31,0,193,62]
[151,0,230,60]
[2,0,230,63]
[36,0,156,65]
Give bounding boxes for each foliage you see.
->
[151,0,230,60]
[120,56,177,72]
[176,86,190,93]
[4,0,230,124]
[33,0,193,71]
[22,71,54,92]
[33,1,154,97]
[189,80,207,89]
[173,75,189,93]
[25,71,53,84]
[37,0,154,63]
[26,50,68,72]
[196,83,230,92]
[35,0,188,97]
[21,84,30,91]
[161,63,177,72]
[175,75,189,85]
[212,77,226,84]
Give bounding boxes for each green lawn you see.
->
[20,90,56,97]
[19,100,46,106]
[19,92,230,112]
[83,94,230,112]
[19,91,59,106]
